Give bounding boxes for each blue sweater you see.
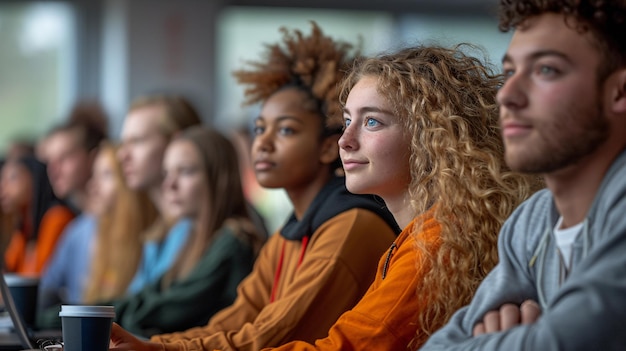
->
[39,214,96,307]
[126,218,192,294]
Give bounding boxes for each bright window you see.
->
[0,2,75,155]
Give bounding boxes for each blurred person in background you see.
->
[36,99,109,310]
[1,138,36,255]
[0,160,13,255]
[1,156,74,275]
[46,100,109,214]
[82,142,158,303]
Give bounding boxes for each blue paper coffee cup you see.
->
[59,305,115,351]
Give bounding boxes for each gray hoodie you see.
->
[420,148,626,351]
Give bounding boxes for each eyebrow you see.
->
[255,115,306,124]
[502,49,572,65]
[342,106,394,116]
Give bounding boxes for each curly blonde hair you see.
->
[233,21,358,134]
[339,44,543,348]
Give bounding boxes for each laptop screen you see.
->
[0,273,35,349]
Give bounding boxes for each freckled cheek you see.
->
[382,145,410,172]
[377,145,403,163]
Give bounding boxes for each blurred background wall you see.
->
[0,0,510,149]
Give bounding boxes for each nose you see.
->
[252,130,274,154]
[338,123,357,151]
[497,73,528,111]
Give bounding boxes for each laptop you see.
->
[0,272,62,351]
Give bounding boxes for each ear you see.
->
[609,68,626,114]
[319,134,340,165]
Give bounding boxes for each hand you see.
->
[109,323,163,351]
[473,300,541,336]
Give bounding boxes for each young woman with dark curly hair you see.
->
[108,22,400,351]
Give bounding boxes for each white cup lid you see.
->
[59,305,115,318]
[4,274,39,287]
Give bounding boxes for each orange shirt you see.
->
[4,205,75,275]
[259,212,441,351]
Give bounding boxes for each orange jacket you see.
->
[260,212,441,351]
[4,204,75,275]
[151,208,398,351]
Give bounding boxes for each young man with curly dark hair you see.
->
[421,1,626,350]
[108,22,400,351]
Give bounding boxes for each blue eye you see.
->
[366,118,380,127]
[344,118,351,128]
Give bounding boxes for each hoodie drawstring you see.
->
[270,236,310,303]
